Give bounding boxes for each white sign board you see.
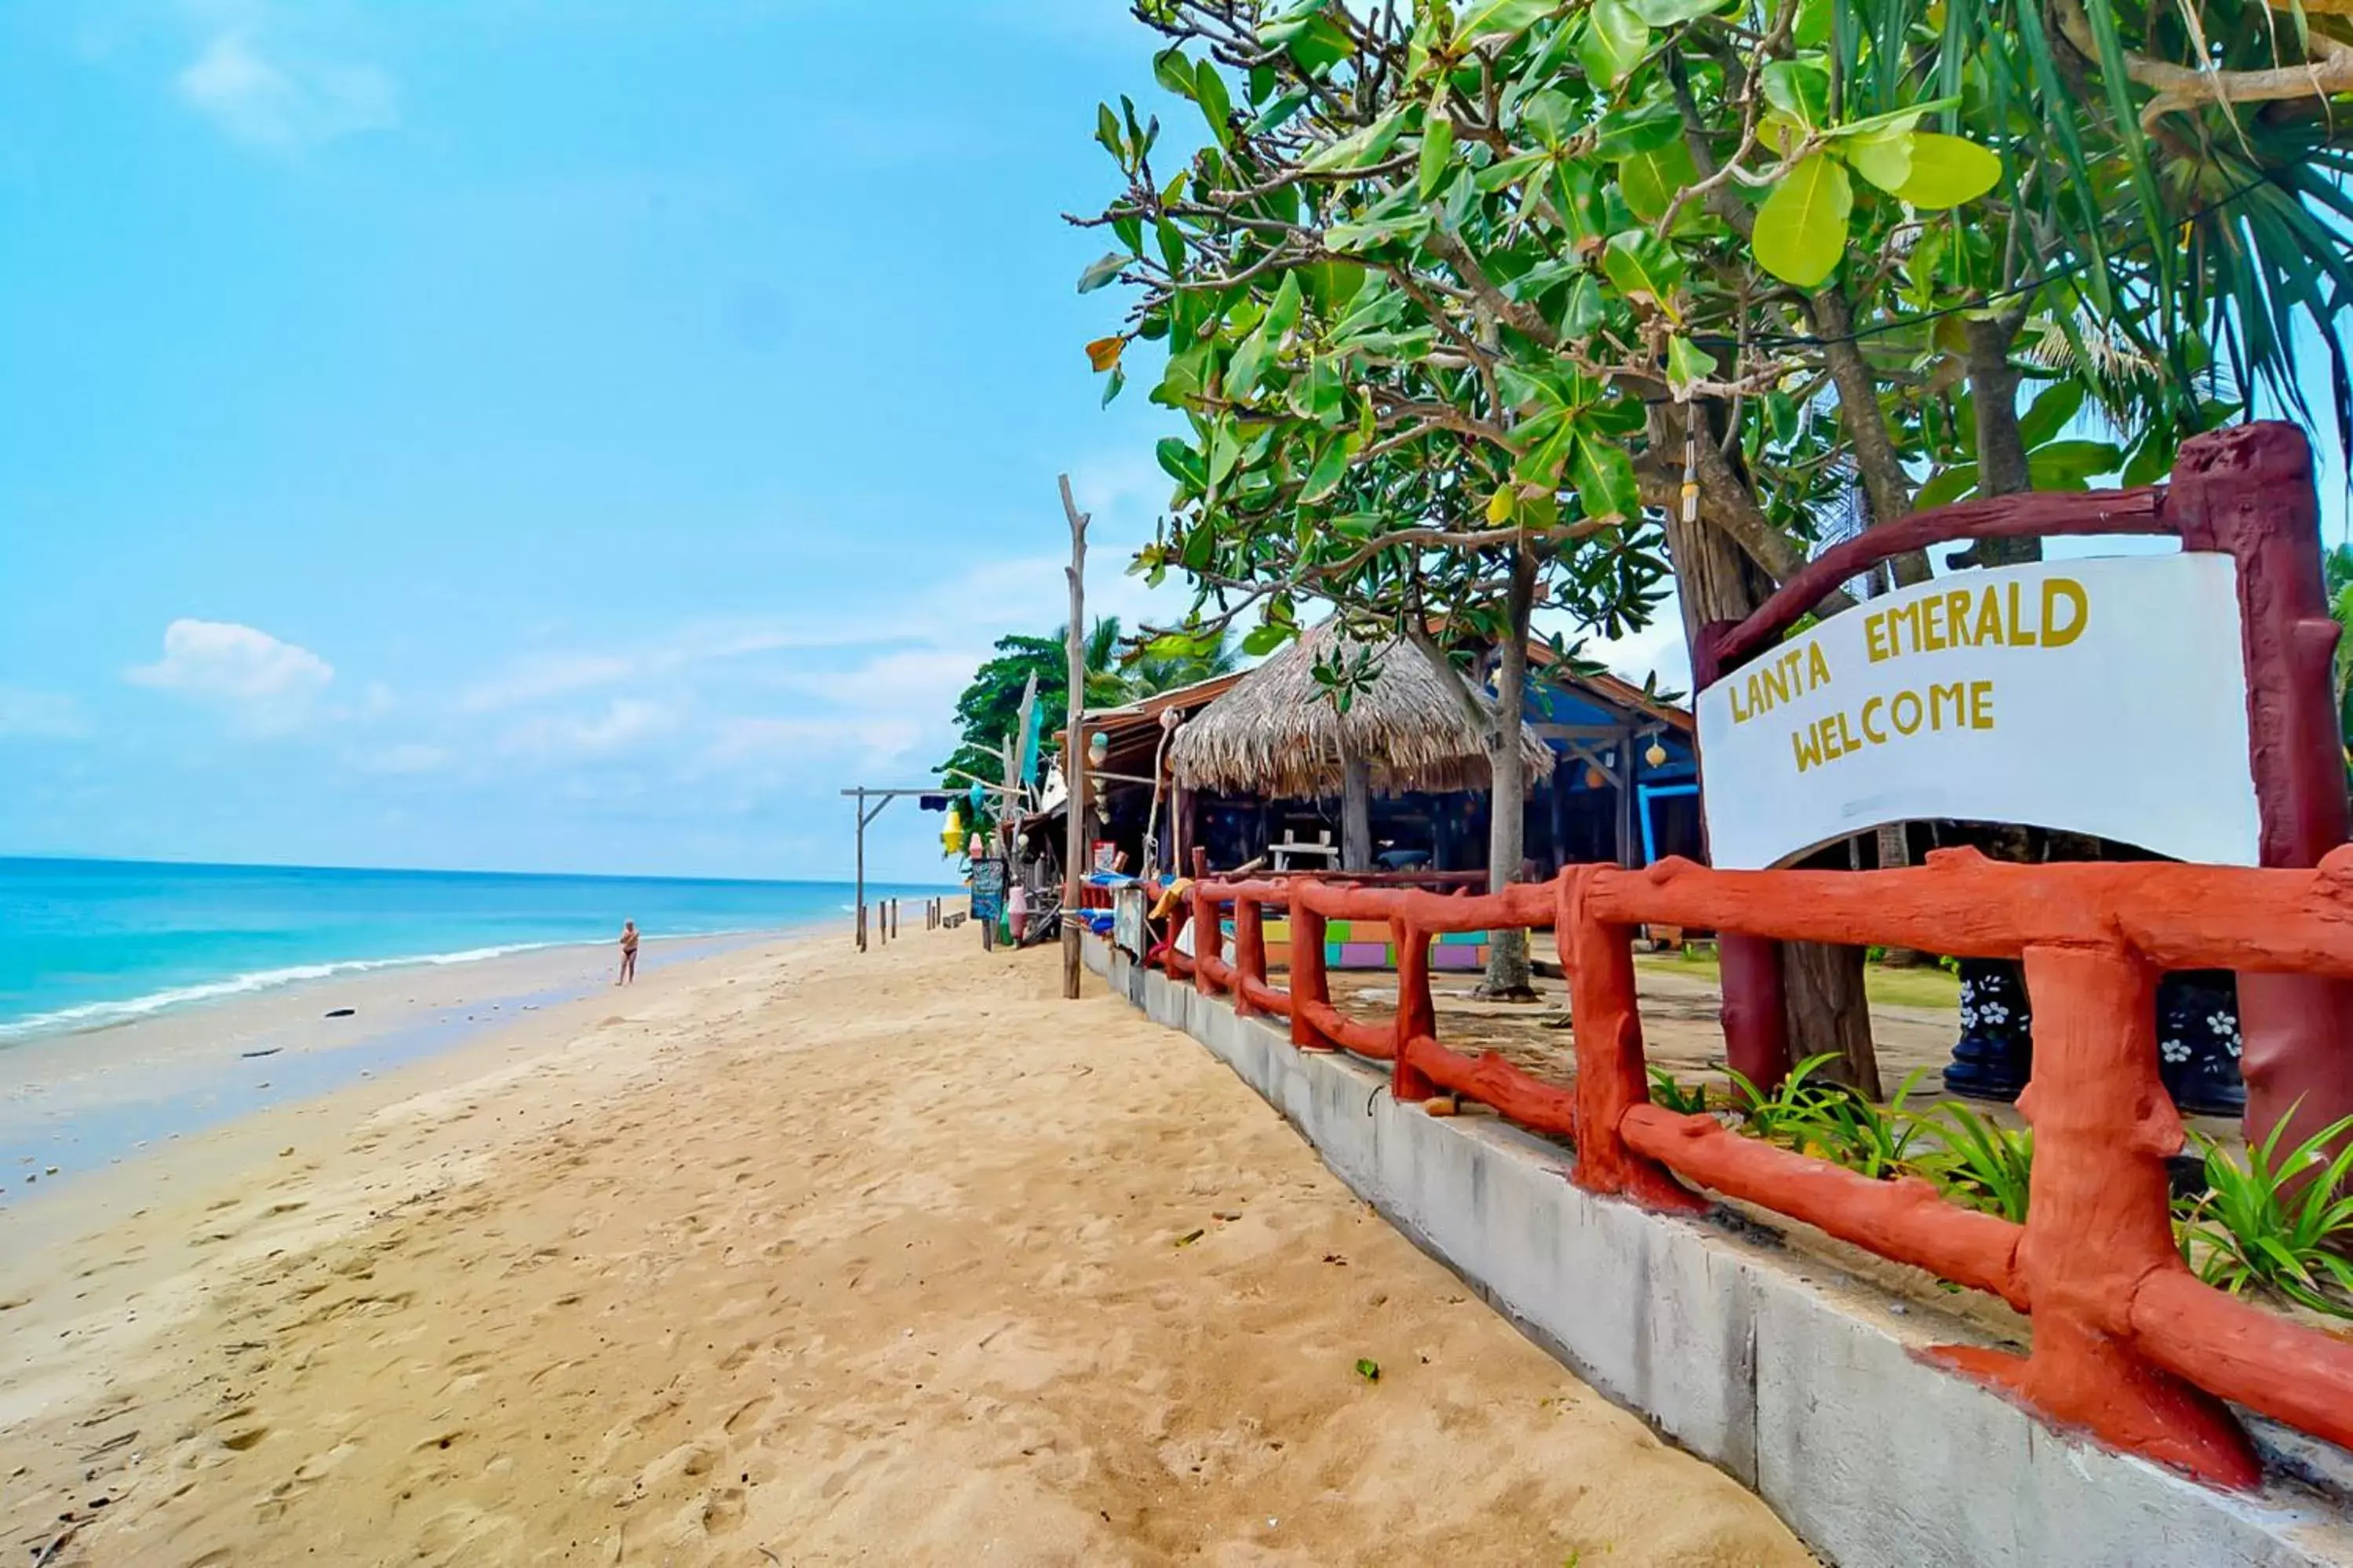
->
[1696,554,2260,870]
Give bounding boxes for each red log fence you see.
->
[1147,845,2353,1490]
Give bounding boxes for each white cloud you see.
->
[461,653,634,713]
[501,697,672,760]
[0,686,87,739]
[359,741,450,776]
[127,618,335,730]
[177,28,399,151]
[706,715,926,773]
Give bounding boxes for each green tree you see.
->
[936,620,1239,847]
[1076,0,2353,1058]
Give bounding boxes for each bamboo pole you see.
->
[1058,475,1089,1000]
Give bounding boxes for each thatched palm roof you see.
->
[1169,624,1554,799]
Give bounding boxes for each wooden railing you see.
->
[1149,846,2353,1490]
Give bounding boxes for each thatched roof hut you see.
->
[1169,624,1554,799]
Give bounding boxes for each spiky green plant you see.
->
[1913,1102,2037,1224]
[2175,1113,2353,1317]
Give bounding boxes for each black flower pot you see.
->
[1943,959,2033,1102]
[2157,970,2245,1119]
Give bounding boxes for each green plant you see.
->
[1913,1102,2035,1223]
[1804,1065,1936,1180]
[2174,1113,2353,1317]
[1647,1066,1708,1117]
[1725,1053,1845,1147]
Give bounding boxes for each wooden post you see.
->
[1233,894,1266,1018]
[1291,886,1332,1051]
[1932,941,2257,1486]
[1059,475,1089,1000]
[1341,753,1373,871]
[1392,920,1438,1101]
[854,787,867,951]
[1560,869,1705,1211]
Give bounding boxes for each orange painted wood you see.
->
[1585,846,2353,978]
[1619,1104,2027,1308]
[1392,922,1439,1101]
[1154,853,2353,1484]
[1561,871,1706,1213]
[1232,897,1267,1020]
[1932,943,2260,1487]
[1403,1034,1578,1138]
[1236,973,1292,1019]
[1191,880,1217,996]
[1299,999,1395,1060]
[2129,1269,2353,1457]
[1288,889,1333,1051]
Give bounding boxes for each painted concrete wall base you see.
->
[1083,933,2353,1567]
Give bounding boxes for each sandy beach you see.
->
[0,925,1811,1566]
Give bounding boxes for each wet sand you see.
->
[0,926,1812,1566]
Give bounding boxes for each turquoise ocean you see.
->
[0,857,949,1043]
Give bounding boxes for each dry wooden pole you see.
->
[853,787,867,951]
[1058,474,1090,1000]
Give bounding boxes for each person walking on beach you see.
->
[617,920,639,985]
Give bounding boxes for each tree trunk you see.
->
[1659,401,1876,1091]
[1478,548,1539,1000]
[1341,754,1373,871]
[1962,311,2044,568]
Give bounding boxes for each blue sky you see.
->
[0,0,1207,882]
[2,1,2344,884]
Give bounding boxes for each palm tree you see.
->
[1054,617,1242,708]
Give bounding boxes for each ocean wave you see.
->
[0,940,582,1045]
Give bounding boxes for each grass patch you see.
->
[1634,948,1959,1012]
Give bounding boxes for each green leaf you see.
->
[1579,0,1650,88]
[1458,0,1557,39]
[1353,1355,1382,1381]
[1419,110,1455,202]
[1626,0,1727,23]
[1244,622,1291,657]
[1601,230,1686,321]
[1095,103,1124,161]
[1840,129,1912,197]
[1571,431,1640,523]
[1872,132,2001,209]
[2017,380,2085,449]
[1302,435,1353,501]
[1155,437,1207,492]
[1266,270,1305,338]
[1910,463,1978,510]
[2027,439,2123,488]
[1594,100,1684,158]
[1251,89,1310,136]
[1152,48,1197,101]
[1790,0,1831,46]
[1486,485,1517,525]
[1226,328,1272,398]
[1156,219,1186,271]
[1076,253,1127,293]
[1560,274,1606,338]
[1750,155,1852,289]
[1303,106,1408,173]
[1761,60,1830,128]
[1664,336,1717,395]
[1196,63,1234,146]
[1100,366,1126,408]
[1615,140,1699,225]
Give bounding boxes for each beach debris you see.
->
[1212,1210,1241,1222]
[241,1048,282,1059]
[44,1167,58,1177]
[1354,1358,1380,1382]
[1424,1097,1459,1118]
[1321,1253,1346,1266]
[324,1007,356,1018]
[1173,1228,1206,1248]
[279,1148,295,1158]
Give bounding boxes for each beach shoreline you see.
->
[0,927,831,1210]
[0,924,1808,1566]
